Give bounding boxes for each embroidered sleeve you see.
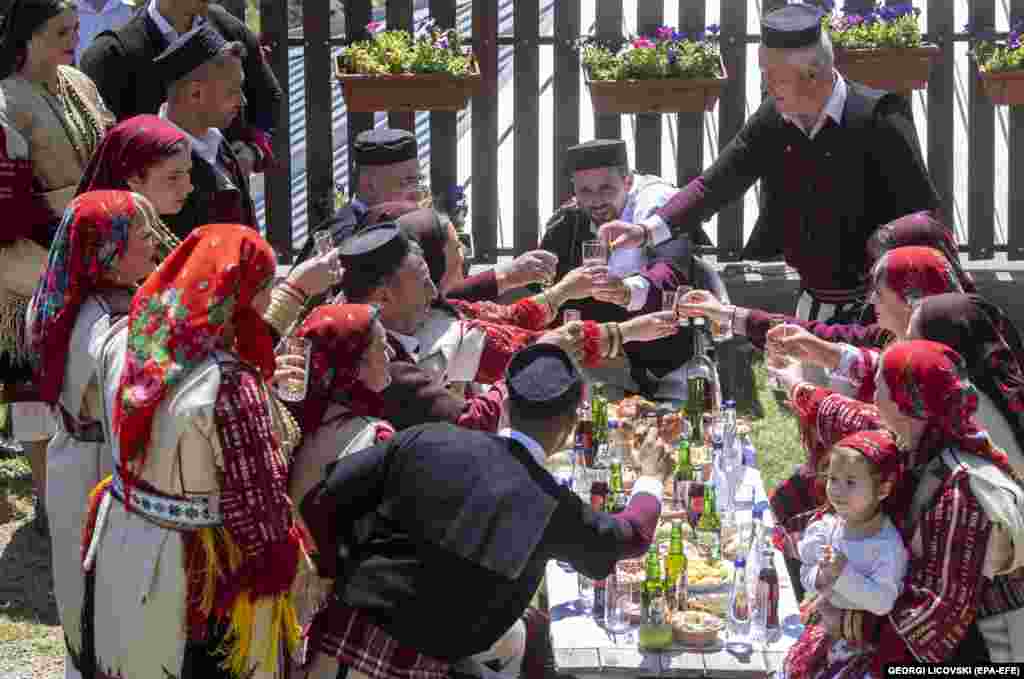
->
[451,297,549,331]
[468,320,541,384]
[871,473,993,664]
[214,366,301,598]
[828,344,880,403]
[744,309,890,352]
[456,381,507,433]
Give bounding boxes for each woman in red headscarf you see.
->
[82,224,304,679]
[786,341,1024,667]
[27,190,159,677]
[772,246,965,403]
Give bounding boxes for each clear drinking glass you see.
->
[274,336,311,402]
[764,319,788,392]
[604,567,633,633]
[581,240,608,268]
[314,230,345,285]
[578,573,595,615]
[673,285,693,326]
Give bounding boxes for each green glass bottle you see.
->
[606,459,625,514]
[698,483,722,563]
[639,544,672,650]
[672,438,693,510]
[664,520,688,612]
[592,382,608,445]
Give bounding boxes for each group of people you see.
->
[0,0,1022,677]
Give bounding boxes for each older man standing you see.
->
[600,4,941,328]
[154,25,257,238]
[542,139,726,398]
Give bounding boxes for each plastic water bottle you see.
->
[740,426,756,468]
[728,556,751,637]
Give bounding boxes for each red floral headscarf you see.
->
[75,115,189,196]
[872,246,962,306]
[832,429,904,489]
[879,340,1014,477]
[294,303,385,433]
[29,191,145,404]
[114,224,277,477]
[867,211,975,293]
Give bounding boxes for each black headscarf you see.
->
[0,0,72,79]
[397,207,449,288]
[914,292,1024,452]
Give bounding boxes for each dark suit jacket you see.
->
[79,4,282,145]
[655,82,941,292]
[300,423,661,660]
[163,143,257,240]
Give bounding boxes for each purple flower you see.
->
[667,46,678,65]
[656,26,674,40]
[706,24,720,35]
[436,35,449,49]
[846,14,863,26]
[821,0,835,11]
[672,30,683,41]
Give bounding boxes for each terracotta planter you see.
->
[586,61,729,114]
[979,68,1024,106]
[335,58,481,112]
[834,45,940,92]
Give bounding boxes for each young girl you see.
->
[782,429,909,679]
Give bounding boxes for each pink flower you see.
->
[367,21,385,33]
[632,37,655,49]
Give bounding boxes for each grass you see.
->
[744,357,804,493]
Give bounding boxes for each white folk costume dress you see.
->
[26,190,154,679]
[80,224,304,679]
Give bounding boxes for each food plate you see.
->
[671,610,725,646]
[685,542,733,591]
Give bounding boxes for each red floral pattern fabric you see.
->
[868,211,975,293]
[872,246,962,306]
[113,224,277,496]
[29,191,140,403]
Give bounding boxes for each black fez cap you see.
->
[762,4,824,49]
[338,223,411,300]
[354,127,418,166]
[506,344,583,416]
[566,139,628,173]
[154,25,229,84]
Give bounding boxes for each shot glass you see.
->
[274,336,311,402]
[581,240,608,269]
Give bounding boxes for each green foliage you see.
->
[825,4,923,50]
[971,21,1024,74]
[339,24,476,77]
[579,26,723,82]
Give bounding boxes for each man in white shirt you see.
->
[75,0,136,61]
[540,139,728,398]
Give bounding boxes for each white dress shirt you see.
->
[643,71,848,247]
[76,0,137,61]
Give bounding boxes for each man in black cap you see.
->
[541,138,727,398]
[154,24,257,239]
[303,126,557,305]
[297,343,671,679]
[337,222,509,432]
[599,3,941,329]
[80,0,282,176]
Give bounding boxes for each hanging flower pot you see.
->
[833,46,940,92]
[970,22,1024,105]
[335,23,481,112]
[826,3,938,93]
[579,26,728,114]
[978,69,1024,106]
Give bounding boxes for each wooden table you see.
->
[545,468,803,678]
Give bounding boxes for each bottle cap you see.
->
[752,501,768,519]
[724,399,736,409]
[735,557,746,568]
[608,419,619,429]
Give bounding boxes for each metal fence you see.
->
[243,0,1024,265]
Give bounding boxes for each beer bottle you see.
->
[698,482,721,563]
[592,382,608,445]
[664,520,687,613]
[639,544,672,650]
[672,437,693,510]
